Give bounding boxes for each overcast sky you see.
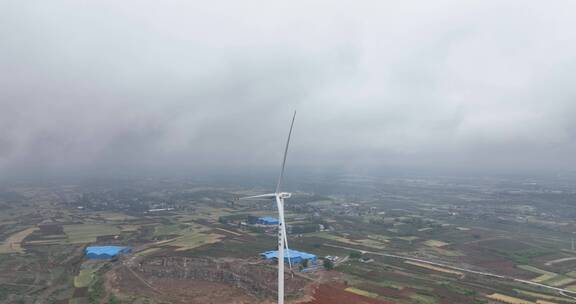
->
[1,0,576,178]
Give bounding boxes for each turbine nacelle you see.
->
[239,192,291,200]
[278,192,291,199]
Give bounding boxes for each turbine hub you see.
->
[278,192,291,199]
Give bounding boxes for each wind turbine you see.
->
[241,111,296,304]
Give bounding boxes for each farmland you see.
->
[74,268,96,288]
[2,174,576,303]
[404,261,464,276]
[64,224,121,244]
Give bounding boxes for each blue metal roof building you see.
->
[260,249,317,264]
[85,246,131,260]
[257,217,279,225]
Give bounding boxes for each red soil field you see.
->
[300,283,395,304]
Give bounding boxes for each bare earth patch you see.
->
[0,227,38,253]
[108,267,271,304]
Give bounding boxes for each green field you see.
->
[162,231,224,251]
[410,293,437,304]
[74,269,96,288]
[424,240,449,247]
[345,287,379,298]
[544,275,576,287]
[151,222,224,251]
[306,232,387,249]
[63,224,121,244]
[154,224,186,237]
[518,265,555,275]
[430,247,465,257]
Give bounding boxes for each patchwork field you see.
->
[4,177,576,304]
[515,289,576,303]
[404,261,464,276]
[486,293,534,304]
[302,283,394,304]
[307,232,387,250]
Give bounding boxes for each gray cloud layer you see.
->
[1,0,576,177]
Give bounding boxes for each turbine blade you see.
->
[276,111,297,194]
[239,193,276,200]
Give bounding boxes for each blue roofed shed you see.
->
[260,249,317,264]
[257,217,279,225]
[85,246,131,260]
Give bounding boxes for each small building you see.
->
[261,249,317,264]
[85,246,131,260]
[257,217,279,225]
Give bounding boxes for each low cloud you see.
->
[1,0,575,178]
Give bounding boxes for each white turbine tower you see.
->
[241,111,296,304]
